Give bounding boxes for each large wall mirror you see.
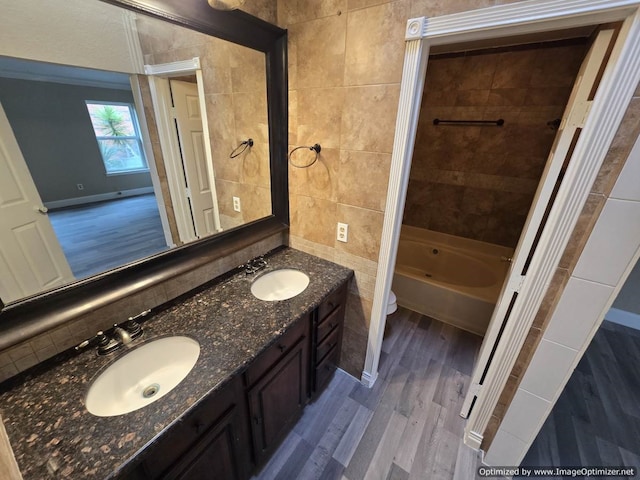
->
[0,0,288,343]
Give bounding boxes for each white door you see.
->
[460,28,617,418]
[170,80,218,239]
[0,103,74,303]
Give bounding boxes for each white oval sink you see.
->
[85,336,200,417]
[251,269,310,301]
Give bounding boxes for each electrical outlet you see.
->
[232,196,241,212]
[337,222,348,242]
[77,183,84,190]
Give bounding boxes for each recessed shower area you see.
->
[393,37,590,337]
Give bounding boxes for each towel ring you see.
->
[288,144,321,168]
[229,138,254,158]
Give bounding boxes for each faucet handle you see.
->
[75,331,109,351]
[121,320,143,339]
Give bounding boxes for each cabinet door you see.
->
[136,376,251,480]
[162,406,242,480]
[247,337,308,465]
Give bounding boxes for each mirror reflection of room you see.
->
[0,0,271,303]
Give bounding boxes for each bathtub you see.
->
[392,226,514,336]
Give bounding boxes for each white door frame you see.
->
[145,57,222,243]
[362,0,640,451]
[129,74,175,248]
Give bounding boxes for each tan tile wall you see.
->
[135,15,272,231]
[405,41,587,248]
[481,88,640,450]
[279,0,529,377]
[279,0,640,452]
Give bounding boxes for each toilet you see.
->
[387,290,397,315]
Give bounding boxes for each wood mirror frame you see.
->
[0,0,288,350]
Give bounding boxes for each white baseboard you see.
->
[45,187,154,210]
[605,307,640,331]
[360,370,378,388]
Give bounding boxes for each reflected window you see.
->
[85,101,148,174]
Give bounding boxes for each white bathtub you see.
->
[392,226,514,336]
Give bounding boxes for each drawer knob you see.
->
[278,344,286,352]
[327,301,335,310]
[329,323,335,329]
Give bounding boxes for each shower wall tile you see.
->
[404,40,587,248]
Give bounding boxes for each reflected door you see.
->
[0,103,74,303]
[170,79,219,238]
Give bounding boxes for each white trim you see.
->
[145,58,222,240]
[361,37,429,381]
[44,186,154,210]
[195,69,223,234]
[466,430,483,451]
[147,76,198,243]
[604,307,640,330]
[121,11,145,74]
[144,58,201,76]
[475,9,640,448]
[359,370,378,388]
[130,75,175,248]
[363,0,640,454]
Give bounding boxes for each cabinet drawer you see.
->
[245,314,308,387]
[317,283,347,321]
[316,307,342,344]
[314,344,338,392]
[316,326,340,365]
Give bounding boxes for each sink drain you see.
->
[142,383,160,399]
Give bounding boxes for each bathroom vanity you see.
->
[0,248,352,479]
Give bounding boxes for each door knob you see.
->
[35,206,49,214]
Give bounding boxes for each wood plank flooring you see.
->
[48,194,168,279]
[522,320,640,476]
[253,308,485,480]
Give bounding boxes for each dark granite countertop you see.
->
[0,247,353,479]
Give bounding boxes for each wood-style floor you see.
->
[48,194,168,280]
[253,307,485,480]
[522,320,640,475]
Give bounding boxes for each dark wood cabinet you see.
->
[129,279,349,480]
[133,376,251,480]
[311,282,347,396]
[245,315,309,466]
